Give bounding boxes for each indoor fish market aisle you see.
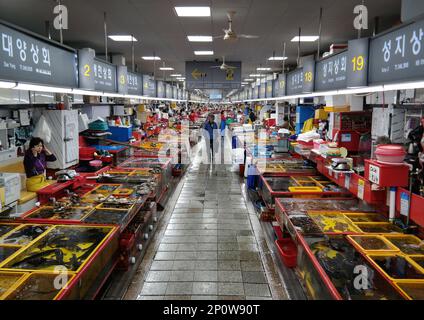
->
[124,144,288,300]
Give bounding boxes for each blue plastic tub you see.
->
[107,126,132,142]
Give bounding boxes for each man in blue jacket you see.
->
[203,113,218,163]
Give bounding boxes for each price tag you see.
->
[345,173,351,189]
[400,192,410,217]
[357,179,365,200]
[368,164,380,184]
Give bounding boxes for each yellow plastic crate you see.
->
[383,235,424,256]
[308,211,361,233]
[0,272,30,300]
[347,235,400,254]
[343,213,387,223]
[393,280,424,300]
[367,253,424,282]
[354,223,403,234]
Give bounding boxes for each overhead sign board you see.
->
[172,86,177,99]
[127,71,142,95]
[369,19,424,84]
[165,83,172,98]
[266,80,273,98]
[156,80,165,98]
[347,38,369,88]
[142,75,155,97]
[286,68,304,95]
[93,58,117,92]
[185,61,242,90]
[315,51,348,91]
[259,83,266,99]
[273,73,286,97]
[0,22,78,87]
[302,55,315,93]
[117,66,128,94]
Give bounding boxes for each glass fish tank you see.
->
[3,226,111,272]
[276,198,377,216]
[24,207,93,221]
[384,235,424,256]
[369,254,424,280]
[395,281,424,300]
[0,225,49,246]
[306,236,404,300]
[83,209,129,226]
[354,223,403,234]
[348,235,399,253]
[0,247,20,264]
[0,272,27,298]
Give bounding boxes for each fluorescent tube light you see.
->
[108,35,137,42]
[187,36,213,42]
[257,67,271,71]
[194,51,214,55]
[160,67,174,71]
[383,81,424,91]
[14,83,73,93]
[268,56,288,61]
[170,74,182,77]
[249,74,265,77]
[72,89,104,96]
[175,6,211,17]
[0,81,16,89]
[142,56,161,60]
[291,36,319,42]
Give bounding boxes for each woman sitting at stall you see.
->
[23,137,57,192]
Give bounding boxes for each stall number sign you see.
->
[368,164,380,184]
[127,72,142,95]
[369,19,424,84]
[344,173,351,189]
[287,69,303,95]
[400,192,410,217]
[0,23,77,87]
[93,60,116,92]
[315,52,348,91]
[357,179,365,200]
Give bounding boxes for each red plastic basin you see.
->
[275,238,297,268]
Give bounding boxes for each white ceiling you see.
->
[0,0,402,92]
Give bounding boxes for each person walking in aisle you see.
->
[203,113,218,163]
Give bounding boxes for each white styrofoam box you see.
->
[347,95,364,111]
[0,173,21,206]
[325,95,346,107]
[81,105,111,121]
[371,107,389,140]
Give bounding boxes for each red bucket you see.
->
[275,238,297,268]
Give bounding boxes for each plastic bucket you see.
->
[275,238,297,268]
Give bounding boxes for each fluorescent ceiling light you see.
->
[160,67,174,71]
[187,36,213,42]
[175,6,211,17]
[142,56,161,60]
[108,35,137,42]
[72,89,104,96]
[291,36,319,42]
[170,74,182,77]
[194,51,214,55]
[14,83,73,93]
[257,67,271,71]
[0,81,16,89]
[268,56,288,61]
[383,81,424,91]
[244,78,254,81]
[249,74,266,77]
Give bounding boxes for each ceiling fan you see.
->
[210,56,238,71]
[214,11,259,41]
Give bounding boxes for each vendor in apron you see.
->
[23,137,57,192]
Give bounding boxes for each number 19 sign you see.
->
[347,38,369,88]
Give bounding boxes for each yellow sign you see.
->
[191,69,207,80]
[226,69,234,81]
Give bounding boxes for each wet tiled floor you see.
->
[125,137,287,300]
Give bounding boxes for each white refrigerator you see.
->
[43,110,79,170]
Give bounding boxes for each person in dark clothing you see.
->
[23,137,57,192]
[203,114,218,163]
[249,109,256,123]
